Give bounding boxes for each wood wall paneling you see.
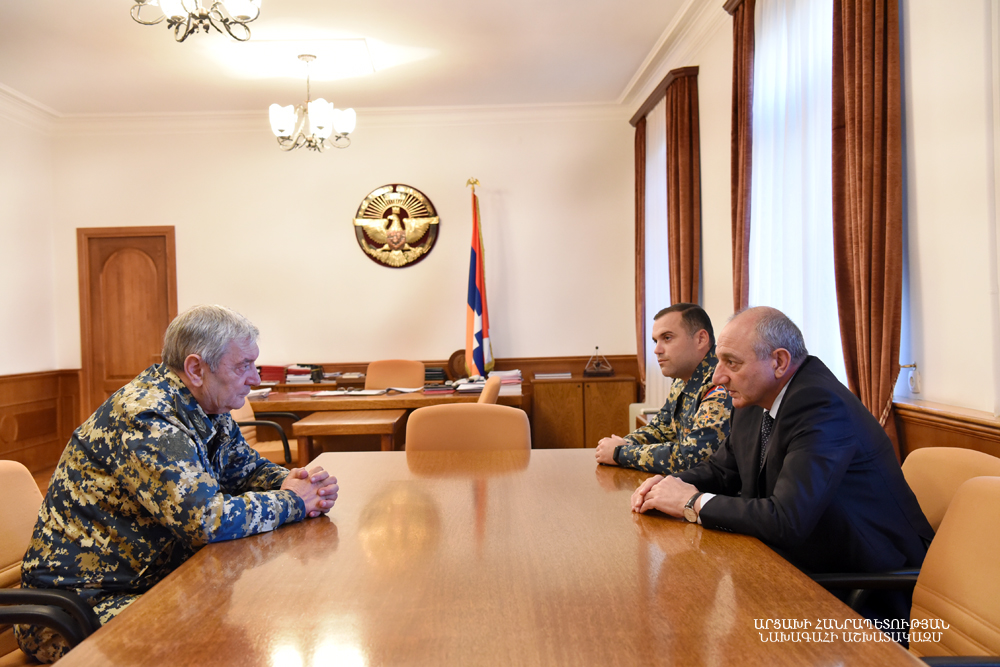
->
[894,398,1000,460]
[0,370,80,473]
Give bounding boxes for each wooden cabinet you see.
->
[532,376,636,448]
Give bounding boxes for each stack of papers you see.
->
[455,381,486,393]
[490,369,523,396]
[534,372,573,380]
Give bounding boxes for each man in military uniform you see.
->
[17,305,339,663]
[595,303,732,474]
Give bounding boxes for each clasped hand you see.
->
[630,474,697,518]
[595,434,626,465]
[281,466,339,519]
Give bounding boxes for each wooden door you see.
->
[78,227,177,418]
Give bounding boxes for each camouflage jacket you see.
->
[21,364,305,602]
[618,349,732,474]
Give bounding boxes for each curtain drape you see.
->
[634,116,647,395]
[643,99,673,410]
[832,0,903,453]
[748,0,847,386]
[665,69,702,305]
[727,0,756,312]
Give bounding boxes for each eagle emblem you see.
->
[353,185,439,268]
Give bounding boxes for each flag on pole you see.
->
[466,179,494,377]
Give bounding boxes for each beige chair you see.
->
[405,403,531,451]
[908,476,1000,660]
[0,461,99,665]
[902,447,1000,531]
[477,375,502,404]
[365,360,425,390]
[231,400,298,466]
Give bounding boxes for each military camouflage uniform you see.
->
[16,364,305,662]
[617,349,732,474]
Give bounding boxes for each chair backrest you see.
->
[405,404,531,451]
[902,447,1000,531]
[230,398,258,446]
[0,460,44,589]
[909,476,1000,658]
[477,375,502,404]
[366,360,425,390]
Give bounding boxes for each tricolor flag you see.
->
[466,184,494,377]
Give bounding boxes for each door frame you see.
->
[77,226,178,421]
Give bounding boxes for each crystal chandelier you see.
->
[130,0,261,42]
[269,55,357,152]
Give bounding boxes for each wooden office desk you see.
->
[56,450,920,667]
[250,390,524,413]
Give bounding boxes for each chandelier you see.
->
[269,55,357,152]
[130,0,261,42]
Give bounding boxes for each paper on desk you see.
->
[247,388,271,399]
[311,389,388,397]
[385,387,422,393]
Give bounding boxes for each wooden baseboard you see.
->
[894,397,1000,460]
[0,370,80,473]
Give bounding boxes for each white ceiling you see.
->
[0,0,688,116]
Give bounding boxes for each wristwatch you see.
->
[683,491,705,523]
[612,445,623,465]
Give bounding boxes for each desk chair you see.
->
[815,447,1000,610]
[231,400,299,466]
[365,359,425,390]
[902,447,1000,531]
[478,375,502,404]
[406,403,531,451]
[0,462,100,665]
[815,477,1000,665]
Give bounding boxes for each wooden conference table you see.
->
[55,449,921,667]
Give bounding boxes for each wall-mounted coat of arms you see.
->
[353,184,439,268]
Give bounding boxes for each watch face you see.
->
[683,506,698,523]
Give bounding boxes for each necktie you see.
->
[759,412,774,471]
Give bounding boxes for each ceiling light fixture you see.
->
[269,55,357,152]
[130,0,261,42]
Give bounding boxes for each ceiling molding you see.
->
[0,83,58,134]
[619,0,730,115]
[49,103,631,137]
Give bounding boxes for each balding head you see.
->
[712,307,807,409]
[732,307,808,364]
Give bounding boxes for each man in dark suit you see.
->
[631,306,933,579]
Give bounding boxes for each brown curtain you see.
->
[832,0,903,454]
[634,117,647,394]
[727,0,755,312]
[665,70,702,305]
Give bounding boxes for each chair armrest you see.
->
[921,658,1000,666]
[253,412,301,422]
[812,569,920,591]
[236,420,292,465]
[0,589,101,647]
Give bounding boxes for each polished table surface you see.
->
[56,449,921,667]
[250,390,524,412]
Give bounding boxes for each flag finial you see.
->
[466,178,479,193]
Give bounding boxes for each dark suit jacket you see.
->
[677,356,934,574]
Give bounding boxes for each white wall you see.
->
[0,95,57,375]
[45,106,635,368]
[898,0,999,413]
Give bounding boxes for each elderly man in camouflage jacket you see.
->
[16,305,339,663]
[595,303,732,474]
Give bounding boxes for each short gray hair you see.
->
[162,305,259,372]
[734,307,809,364]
